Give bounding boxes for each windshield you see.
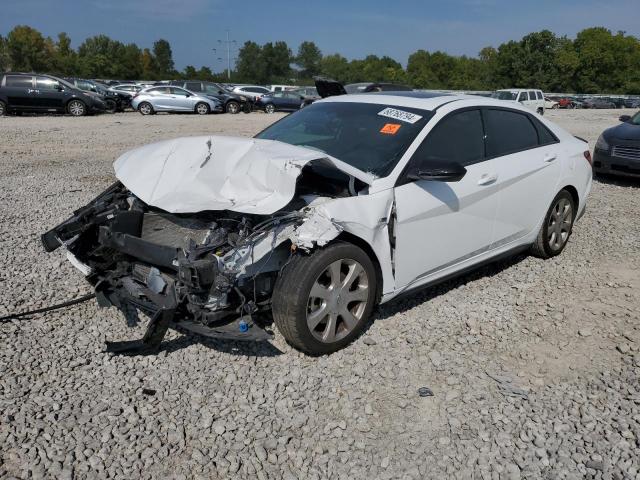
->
[491,91,517,100]
[255,102,432,177]
[630,112,640,125]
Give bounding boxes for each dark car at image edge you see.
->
[593,111,640,178]
[0,72,107,116]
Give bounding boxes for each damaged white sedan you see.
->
[42,92,592,355]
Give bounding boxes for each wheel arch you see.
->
[560,184,580,214]
[332,231,384,304]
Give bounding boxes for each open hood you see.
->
[114,135,374,215]
[314,76,347,99]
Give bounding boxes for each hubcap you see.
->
[140,104,151,114]
[307,259,369,343]
[547,198,573,251]
[69,101,84,116]
[227,102,239,113]
[197,104,208,114]
[266,105,274,113]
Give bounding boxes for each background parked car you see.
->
[544,97,559,109]
[255,90,307,113]
[64,78,129,113]
[131,86,223,115]
[170,80,250,114]
[231,85,271,102]
[582,98,616,109]
[605,97,627,109]
[593,111,640,178]
[492,89,546,115]
[344,82,413,94]
[624,98,640,108]
[0,72,106,116]
[291,86,319,99]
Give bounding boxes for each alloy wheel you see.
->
[306,259,369,343]
[139,103,152,115]
[0,102,5,116]
[547,197,573,251]
[68,100,85,116]
[196,103,209,115]
[265,104,275,114]
[226,102,239,114]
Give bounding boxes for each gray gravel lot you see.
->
[1,109,639,479]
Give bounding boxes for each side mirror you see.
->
[406,161,467,182]
[56,85,64,92]
[619,115,631,122]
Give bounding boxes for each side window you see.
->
[484,109,539,157]
[148,87,169,95]
[518,92,528,102]
[411,109,484,167]
[170,87,189,96]
[36,76,61,91]
[6,75,33,88]
[528,91,537,101]
[273,92,284,98]
[529,116,558,145]
[185,82,201,91]
[536,91,543,100]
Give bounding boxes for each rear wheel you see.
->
[225,100,240,114]
[530,190,576,259]
[272,242,377,355]
[67,100,86,116]
[0,100,6,116]
[138,102,154,115]
[195,102,210,115]
[264,103,276,114]
[552,104,559,109]
[537,107,544,115]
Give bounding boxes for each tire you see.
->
[264,103,276,114]
[225,101,240,114]
[67,99,86,117]
[537,107,544,116]
[272,241,377,355]
[0,100,6,116]
[530,190,576,259]
[552,104,559,109]
[195,102,210,115]
[104,98,117,113]
[138,102,154,115]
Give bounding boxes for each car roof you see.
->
[318,92,535,112]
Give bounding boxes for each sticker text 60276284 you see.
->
[377,107,423,124]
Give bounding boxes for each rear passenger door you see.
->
[3,75,35,109]
[483,108,561,247]
[35,76,67,111]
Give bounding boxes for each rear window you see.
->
[185,82,201,91]
[484,109,539,157]
[536,91,543,100]
[5,75,32,87]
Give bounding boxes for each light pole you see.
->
[217,30,237,80]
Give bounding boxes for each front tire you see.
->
[195,102,210,115]
[225,101,240,114]
[138,102,154,115]
[0,100,6,116]
[537,107,544,115]
[272,242,377,355]
[104,98,117,113]
[67,100,86,116]
[530,190,576,259]
[264,103,275,114]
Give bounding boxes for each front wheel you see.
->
[530,190,576,259]
[195,102,210,115]
[272,242,377,355]
[67,100,86,116]
[104,98,117,113]
[138,102,154,115]
[225,101,240,114]
[537,107,544,115]
[264,103,276,114]
[0,100,6,116]
[552,104,559,109]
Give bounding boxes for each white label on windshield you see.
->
[377,107,422,124]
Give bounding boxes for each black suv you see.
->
[64,78,129,112]
[170,80,250,114]
[0,73,106,116]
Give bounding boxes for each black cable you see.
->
[0,293,96,322]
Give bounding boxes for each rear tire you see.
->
[272,242,377,355]
[138,102,154,115]
[195,102,210,115]
[264,103,276,114]
[530,190,576,259]
[537,107,544,115]
[67,100,86,116]
[0,100,6,116]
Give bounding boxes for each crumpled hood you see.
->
[114,135,374,215]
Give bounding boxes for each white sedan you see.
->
[131,86,223,115]
[43,92,592,355]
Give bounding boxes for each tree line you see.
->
[1,25,639,93]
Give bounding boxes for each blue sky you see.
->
[2,0,639,71]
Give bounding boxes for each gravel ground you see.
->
[1,108,639,480]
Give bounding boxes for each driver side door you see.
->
[393,108,500,290]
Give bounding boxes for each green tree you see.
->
[141,48,157,79]
[319,53,350,82]
[183,65,197,78]
[235,41,264,83]
[51,32,77,76]
[153,39,174,77]
[296,41,322,78]
[262,41,292,83]
[0,35,11,71]
[6,25,52,71]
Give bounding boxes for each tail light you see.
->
[584,150,592,166]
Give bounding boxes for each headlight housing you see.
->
[595,134,609,152]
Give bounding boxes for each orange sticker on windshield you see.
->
[380,123,401,135]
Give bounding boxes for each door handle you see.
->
[478,173,498,186]
[544,153,557,163]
